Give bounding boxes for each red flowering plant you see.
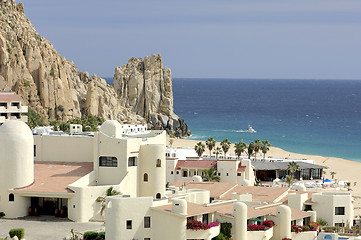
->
[282,238,292,240]
[308,222,319,231]
[262,220,274,228]
[247,224,267,231]
[186,220,220,231]
[291,224,303,234]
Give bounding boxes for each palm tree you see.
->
[261,140,271,160]
[234,140,247,159]
[194,142,205,157]
[247,142,255,159]
[205,137,216,157]
[283,175,295,187]
[96,186,121,215]
[330,171,336,179]
[221,138,231,158]
[287,161,301,177]
[202,167,220,182]
[254,139,262,160]
[213,147,223,160]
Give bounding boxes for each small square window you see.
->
[126,220,132,229]
[335,207,345,215]
[237,173,241,176]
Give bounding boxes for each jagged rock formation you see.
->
[0,0,190,136]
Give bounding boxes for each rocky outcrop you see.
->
[113,55,189,136]
[0,0,190,136]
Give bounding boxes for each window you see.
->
[144,238,151,240]
[176,171,179,175]
[301,169,310,180]
[172,153,176,157]
[304,205,313,211]
[202,213,209,225]
[126,220,132,229]
[156,159,161,167]
[11,102,20,108]
[128,157,137,166]
[156,193,161,199]
[144,173,148,182]
[218,173,221,176]
[183,171,188,177]
[335,207,345,215]
[335,223,345,227]
[34,145,36,157]
[0,102,7,108]
[226,173,229,176]
[144,216,151,228]
[312,169,321,179]
[171,171,174,175]
[99,156,117,167]
[9,193,14,202]
[237,173,241,176]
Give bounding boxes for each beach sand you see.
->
[170,138,361,217]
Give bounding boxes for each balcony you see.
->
[186,224,220,240]
[291,230,317,240]
[247,227,273,240]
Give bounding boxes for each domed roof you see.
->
[100,120,123,138]
[240,179,251,186]
[0,120,33,139]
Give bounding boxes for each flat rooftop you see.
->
[14,162,93,195]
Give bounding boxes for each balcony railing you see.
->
[186,224,220,239]
[247,227,273,240]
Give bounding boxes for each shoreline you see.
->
[170,137,361,216]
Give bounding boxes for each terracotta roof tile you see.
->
[14,162,93,194]
[0,93,22,102]
[175,160,217,170]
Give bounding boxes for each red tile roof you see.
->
[14,162,93,194]
[0,93,22,102]
[175,160,217,170]
[238,162,246,172]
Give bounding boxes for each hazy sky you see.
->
[21,0,361,79]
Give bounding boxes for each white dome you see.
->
[192,175,203,182]
[100,120,123,138]
[0,121,34,189]
[240,179,251,186]
[294,184,306,191]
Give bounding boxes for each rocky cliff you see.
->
[0,0,190,136]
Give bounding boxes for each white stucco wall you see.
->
[217,160,239,183]
[34,135,93,162]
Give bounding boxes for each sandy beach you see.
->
[170,138,361,217]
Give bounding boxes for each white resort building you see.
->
[0,92,28,124]
[0,119,354,240]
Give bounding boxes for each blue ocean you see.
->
[172,78,361,162]
[105,78,361,162]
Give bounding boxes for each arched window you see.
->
[156,193,161,199]
[156,159,161,167]
[9,193,14,202]
[144,173,148,182]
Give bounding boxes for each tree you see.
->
[247,142,255,159]
[283,175,295,187]
[254,139,262,160]
[194,142,205,157]
[96,186,121,215]
[220,138,231,158]
[213,147,223,160]
[26,108,45,129]
[202,167,220,182]
[330,171,336,179]
[234,140,247,159]
[206,137,216,156]
[261,140,271,160]
[287,161,300,177]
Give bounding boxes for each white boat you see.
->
[235,125,256,133]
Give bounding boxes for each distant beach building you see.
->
[0,92,28,125]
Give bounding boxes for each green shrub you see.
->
[9,228,24,239]
[26,108,45,129]
[214,233,227,240]
[57,105,64,112]
[220,222,232,238]
[0,212,5,218]
[83,231,98,240]
[50,67,55,76]
[96,232,105,240]
[317,218,328,226]
[24,81,30,87]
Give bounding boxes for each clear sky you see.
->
[22,0,361,79]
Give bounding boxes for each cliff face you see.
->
[0,0,190,136]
